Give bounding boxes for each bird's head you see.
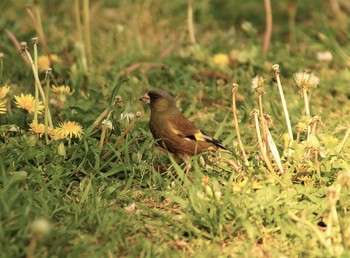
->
[139,89,176,112]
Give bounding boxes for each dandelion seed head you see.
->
[101,119,114,130]
[31,218,51,239]
[251,75,265,95]
[294,71,319,93]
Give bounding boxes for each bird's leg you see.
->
[183,155,192,176]
[185,162,192,176]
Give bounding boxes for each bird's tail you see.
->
[199,131,231,152]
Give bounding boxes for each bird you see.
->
[139,89,229,170]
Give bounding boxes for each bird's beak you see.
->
[139,93,150,104]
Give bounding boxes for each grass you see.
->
[1,0,350,257]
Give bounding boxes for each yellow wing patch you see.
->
[169,125,206,142]
[194,132,206,141]
[169,126,182,136]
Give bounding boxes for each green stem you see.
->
[0,53,3,84]
[44,70,51,144]
[187,0,196,45]
[99,110,115,150]
[83,0,92,67]
[252,110,274,172]
[303,90,311,141]
[276,69,293,141]
[232,84,249,166]
[32,38,39,124]
[258,95,270,162]
[74,0,88,74]
[26,236,37,258]
[23,46,53,128]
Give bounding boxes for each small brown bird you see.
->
[140,89,228,164]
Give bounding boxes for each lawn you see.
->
[0,0,350,257]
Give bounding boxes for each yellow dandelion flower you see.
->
[51,85,73,95]
[0,99,7,114]
[212,53,230,67]
[49,128,66,141]
[14,93,44,114]
[29,121,53,138]
[37,54,62,72]
[57,121,83,139]
[0,84,10,99]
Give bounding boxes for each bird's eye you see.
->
[149,93,159,100]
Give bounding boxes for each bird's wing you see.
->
[168,114,228,150]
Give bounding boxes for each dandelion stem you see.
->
[303,89,311,141]
[113,116,138,148]
[33,2,45,43]
[187,0,196,45]
[296,130,300,142]
[32,38,39,124]
[44,69,52,144]
[232,84,249,166]
[263,0,272,54]
[266,126,284,173]
[272,64,293,148]
[25,5,51,63]
[310,115,320,136]
[86,108,109,136]
[21,42,53,128]
[252,109,274,172]
[4,29,30,64]
[74,0,84,43]
[83,0,93,67]
[258,95,271,163]
[26,236,38,258]
[99,110,115,150]
[0,53,3,84]
[74,0,88,74]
